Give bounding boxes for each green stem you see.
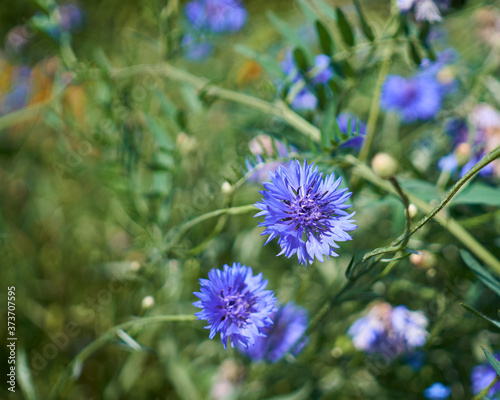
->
[110,64,321,142]
[47,315,196,400]
[472,375,499,400]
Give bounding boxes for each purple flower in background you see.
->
[57,4,83,32]
[182,34,214,60]
[348,303,429,359]
[381,74,443,122]
[471,353,500,397]
[255,160,356,265]
[185,0,247,34]
[337,113,367,149]
[0,66,31,116]
[424,383,451,400]
[193,263,276,349]
[245,135,295,183]
[239,302,309,363]
[280,50,334,111]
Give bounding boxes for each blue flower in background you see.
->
[397,0,448,22]
[182,34,214,60]
[381,74,443,122]
[185,0,247,34]
[419,49,458,96]
[424,383,451,400]
[255,160,356,265]
[280,50,334,111]
[337,112,367,149]
[239,302,309,363]
[471,353,500,398]
[193,263,276,349]
[348,303,429,359]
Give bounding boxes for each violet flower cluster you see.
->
[397,0,450,22]
[254,160,357,265]
[423,383,451,400]
[381,50,457,123]
[348,303,429,359]
[183,0,247,60]
[280,50,334,111]
[439,104,500,177]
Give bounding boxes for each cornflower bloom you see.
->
[348,303,429,359]
[337,112,367,149]
[471,353,500,397]
[185,0,247,34]
[238,302,309,363]
[255,160,356,265]
[193,263,276,349]
[424,383,451,400]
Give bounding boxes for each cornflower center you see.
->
[220,286,254,327]
[283,185,331,231]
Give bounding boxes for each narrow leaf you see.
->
[293,47,309,71]
[408,41,422,65]
[462,304,500,330]
[352,0,375,41]
[336,8,355,46]
[315,20,334,55]
[482,347,500,376]
[460,250,500,297]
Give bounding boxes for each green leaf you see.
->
[452,183,500,206]
[460,250,500,297]
[336,8,355,47]
[408,41,422,65]
[315,20,334,55]
[352,0,375,41]
[462,304,500,329]
[418,21,431,42]
[293,47,309,71]
[482,347,500,376]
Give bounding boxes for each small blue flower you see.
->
[397,0,446,22]
[182,34,214,60]
[348,303,429,359]
[255,160,356,265]
[239,302,309,363]
[193,263,276,349]
[424,383,451,400]
[185,0,247,34]
[471,353,500,397]
[381,74,443,122]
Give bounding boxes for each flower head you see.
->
[193,263,276,349]
[348,303,429,359]
[337,113,367,150]
[239,302,309,363]
[424,383,451,400]
[185,0,247,34]
[255,160,356,265]
[381,74,443,122]
[471,353,500,397]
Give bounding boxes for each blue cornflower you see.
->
[182,34,214,60]
[185,0,247,34]
[381,74,443,122]
[337,112,367,149]
[239,302,309,363]
[255,160,356,265]
[348,303,429,359]
[424,383,451,400]
[193,263,276,349]
[471,353,500,397]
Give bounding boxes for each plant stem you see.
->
[111,64,321,142]
[47,315,196,400]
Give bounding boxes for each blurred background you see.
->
[1,0,500,399]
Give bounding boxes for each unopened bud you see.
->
[455,142,471,166]
[410,250,436,270]
[221,181,233,194]
[130,261,141,271]
[408,203,418,219]
[437,66,456,85]
[141,295,155,309]
[371,153,398,179]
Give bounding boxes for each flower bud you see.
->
[141,295,155,309]
[408,203,418,219]
[371,153,398,179]
[410,251,436,270]
[221,181,233,194]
